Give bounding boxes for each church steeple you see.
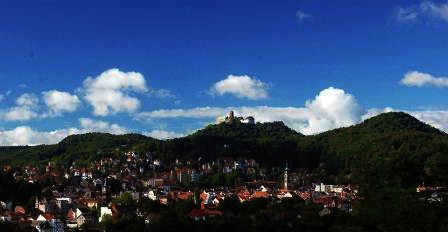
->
[35,193,39,209]
[283,163,289,190]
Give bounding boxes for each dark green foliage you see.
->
[0,222,38,232]
[0,122,302,167]
[192,121,303,140]
[298,112,448,187]
[0,170,41,206]
[218,195,240,214]
[139,197,162,214]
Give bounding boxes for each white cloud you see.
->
[361,107,395,121]
[396,1,448,23]
[1,93,39,121]
[0,90,11,102]
[0,118,130,146]
[296,10,312,22]
[42,90,81,116]
[2,106,39,121]
[303,87,362,134]
[82,68,148,116]
[410,110,448,131]
[0,126,80,146]
[151,89,176,99]
[210,75,269,100]
[16,93,39,108]
[138,87,362,135]
[396,5,420,22]
[4,83,448,145]
[78,118,129,134]
[144,130,184,140]
[1,91,81,121]
[400,71,448,87]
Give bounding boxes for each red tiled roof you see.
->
[252,191,268,198]
[189,208,206,218]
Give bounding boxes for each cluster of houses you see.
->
[0,150,362,231]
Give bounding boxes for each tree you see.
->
[115,192,135,206]
[218,195,240,214]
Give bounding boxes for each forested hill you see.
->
[298,112,448,187]
[191,121,303,140]
[353,111,443,134]
[1,112,448,187]
[0,121,302,166]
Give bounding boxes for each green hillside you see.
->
[1,112,448,188]
[298,112,448,187]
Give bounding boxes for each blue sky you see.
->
[1,0,448,145]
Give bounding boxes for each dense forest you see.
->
[1,112,448,189]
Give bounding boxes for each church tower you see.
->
[283,164,288,190]
[35,194,39,209]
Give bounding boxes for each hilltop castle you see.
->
[216,111,255,124]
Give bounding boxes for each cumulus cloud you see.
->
[42,90,81,116]
[3,106,38,121]
[303,87,362,134]
[400,71,448,87]
[209,75,269,100]
[0,118,130,146]
[296,10,312,23]
[5,84,448,145]
[1,93,39,121]
[144,130,184,140]
[16,93,39,108]
[82,68,148,116]
[138,87,362,135]
[396,1,448,23]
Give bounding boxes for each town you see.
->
[0,149,360,231]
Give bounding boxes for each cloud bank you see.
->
[138,87,362,135]
[144,130,184,140]
[0,118,129,146]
